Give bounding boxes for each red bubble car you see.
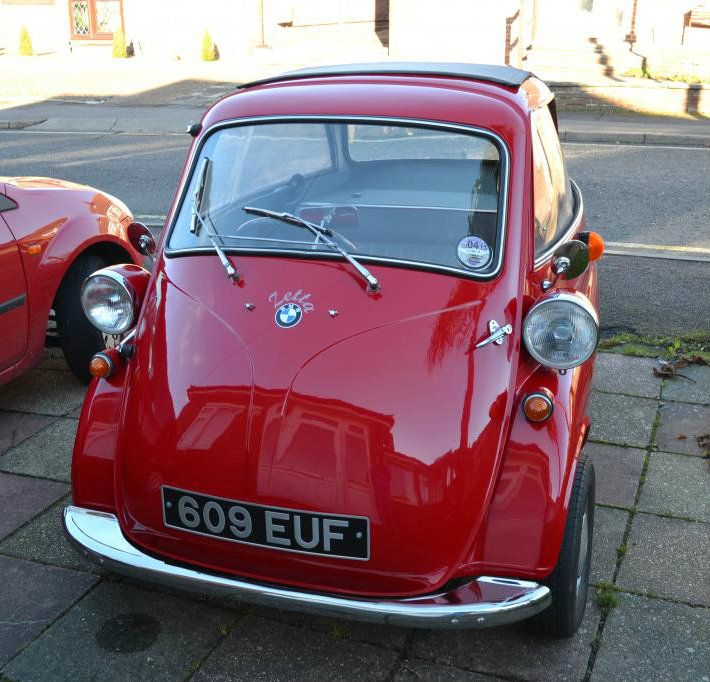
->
[65,63,603,637]
[0,177,140,385]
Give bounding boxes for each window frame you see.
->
[531,107,584,269]
[164,115,511,282]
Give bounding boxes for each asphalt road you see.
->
[1,126,708,335]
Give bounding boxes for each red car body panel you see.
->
[0,177,141,385]
[71,71,599,598]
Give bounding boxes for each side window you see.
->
[532,107,575,255]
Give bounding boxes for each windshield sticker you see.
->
[457,236,492,270]
[275,303,303,329]
[269,290,314,314]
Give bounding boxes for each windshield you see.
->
[168,120,507,277]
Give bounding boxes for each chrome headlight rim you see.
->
[523,291,599,370]
[80,268,137,336]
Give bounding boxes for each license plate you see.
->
[161,486,370,561]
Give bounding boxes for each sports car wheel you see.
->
[527,451,595,638]
[54,252,108,383]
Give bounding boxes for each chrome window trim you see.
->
[164,115,511,281]
[533,178,584,270]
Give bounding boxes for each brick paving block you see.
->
[411,597,600,681]
[0,472,68,541]
[588,392,657,448]
[0,369,86,416]
[256,605,410,650]
[0,496,97,574]
[0,411,55,455]
[395,659,502,681]
[591,506,628,584]
[590,593,710,682]
[654,402,710,457]
[593,354,662,399]
[587,442,645,507]
[0,418,77,483]
[639,451,710,522]
[0,555,97,667]
[192,614,399,682]
[661,364,710,405]
[37,347,70,372]
[617,513,710,607]
[2,581,236,682]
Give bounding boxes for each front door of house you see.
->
[69,0,123,40]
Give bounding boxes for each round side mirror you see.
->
[553,239,589,280]
[127,222,156,258]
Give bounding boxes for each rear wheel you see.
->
[527,452,595,638]
[54,252,108,383]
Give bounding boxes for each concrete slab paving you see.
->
[0,496,98,574]
[411,597,600,682]
[0,418,78,482]
[639,451,710,522]
[0,472,68,541]
[192,614,400,682]
[0,555,97,667]
[2,581,237,682]
[617,513,710,607]
[593,354,662,399]
[591,506,628,584]
[394,659,502,681]
[654,402,710,457]
[0,411,55,456]
[0,370,86,417]
[591,593,710,682]
[588,391,658,448]
[587,442,645,507]
[256,606,410,650]
[661,364,710,405]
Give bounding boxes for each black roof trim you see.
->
[240,62,532,90]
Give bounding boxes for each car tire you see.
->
[527,451,595,638]
[54,252,107,383]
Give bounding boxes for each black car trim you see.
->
[0,194,18,212]
[0,294,26,315]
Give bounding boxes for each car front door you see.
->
[0,211,28,372]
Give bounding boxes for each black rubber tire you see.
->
[527,451,595,638]
[54,252,107,383]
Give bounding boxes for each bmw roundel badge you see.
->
[275,303,303,329]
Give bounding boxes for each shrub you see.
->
[201,30,218,61]
[19,26,33,57]
[112,27,128,58]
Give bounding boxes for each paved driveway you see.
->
[0,350,709,681]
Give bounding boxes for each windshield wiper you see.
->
[242,206,380,293]
[191,158,239,282]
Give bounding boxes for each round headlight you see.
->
[80,269,136,335]
[523,292,599,369]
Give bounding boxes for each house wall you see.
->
[389,0,520,63]
[0,0,70,54]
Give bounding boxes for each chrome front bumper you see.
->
[63,505,551,629]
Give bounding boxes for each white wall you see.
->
[0,1,70,55]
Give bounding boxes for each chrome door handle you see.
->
[475,320,513,348]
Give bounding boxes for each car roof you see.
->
[240,62,532,90]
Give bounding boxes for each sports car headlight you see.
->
[80,269,136,335]
[523,292,599,369]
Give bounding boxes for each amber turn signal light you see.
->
[586,231,604,261]
[89,351,119,379]
[523,390,554,423]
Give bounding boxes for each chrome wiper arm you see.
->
[194,211,239,282]
[242,206,380,293]
[190,158,209,234]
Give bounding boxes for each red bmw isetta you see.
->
[65,63,604,638]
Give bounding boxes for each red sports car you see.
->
[64,63,604,637]
[0,177,141,384]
